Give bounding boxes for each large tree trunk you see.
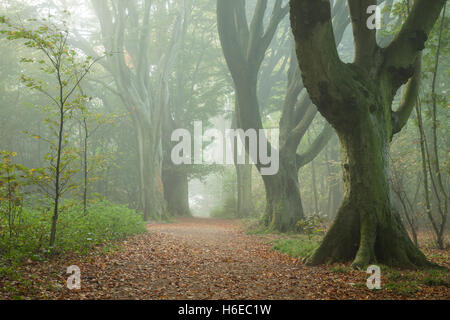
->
[231,114,254,218]
[290,0,446,268]
[236,164,253,218]
[307,114,430,268]
[161,112,190,217]
[135,117,166,221]
[145,164,166,221]
[162,164,190,217]
[233,77,310,230]
[263,152,304,232]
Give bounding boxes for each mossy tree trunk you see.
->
[290,0,446,268]
[309,110,429,268]
[263,151,304,232]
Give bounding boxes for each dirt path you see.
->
[72,218,314,300]
[2,218,449,300]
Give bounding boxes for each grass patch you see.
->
[244,219,296,236]
[243,218,322,259]
[383,267,449,288]
[270,237,320,259]
[422,276,449,287]
[330,265,352,274]
[384,281,420,297]
[381,266,449,296]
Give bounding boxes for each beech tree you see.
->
[217,0,349,231]
[72,0,192,220]
[290,0,446,268]
[161,0,225,217]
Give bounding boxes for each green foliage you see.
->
[379,266,450,296]
[0,150,31,239]
[54,202,147,252]
[0,201,146,270]
[243,218,270,235]
[207,167,239,219]
[0,13,106,247]
[270,237,321,260]
[210,196,237,219]
[295,213,328,237]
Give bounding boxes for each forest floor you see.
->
[0,217,449,300]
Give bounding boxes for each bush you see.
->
[0,201,146,266]
[296,213,328,237]
[210,196,237,219]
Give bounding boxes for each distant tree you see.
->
[72,0,199,220]
[217,0,348,231]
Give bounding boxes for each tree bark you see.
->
[162,163,190,217]
[140,123,166,221]
[308,114,429,268]
[263,151,304,232]
[290,0,446,267]
[81,0,191,221]
[236,164,253,218]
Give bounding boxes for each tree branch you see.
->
[347,0,378,68]
[297,123,334,168]
[383,0,446,86]
[290,0,350,116]
[391,55,421,136]
[217,0,247,78]
[260,1,289,57]
[248,0,268,60]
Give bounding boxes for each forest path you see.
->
[83,217,313,299]
[12,218,448,299]
[52,217,375,299]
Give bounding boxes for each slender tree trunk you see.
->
[397,192,419,248]
[49,65,67,248]
[427,5,448,249]
[83,118,88,216]
[50,103,64,248]
[325,142,342,219]
[416,101,446,249]
[308,133,319,215]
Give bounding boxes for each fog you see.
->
[0,0,448,301]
